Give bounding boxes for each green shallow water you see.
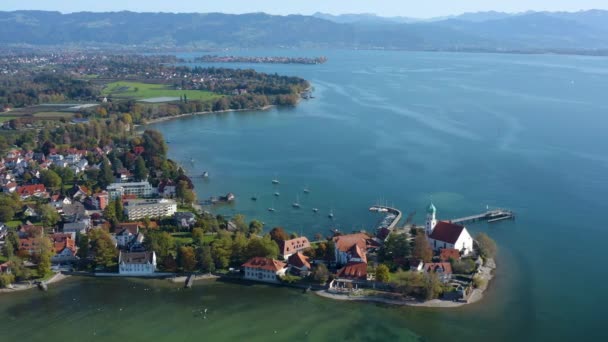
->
[2,50,608,341]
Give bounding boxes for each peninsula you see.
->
[193,55,328,64]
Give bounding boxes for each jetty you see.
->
[449,209,515,225]
[185,274,194,288]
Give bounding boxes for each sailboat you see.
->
[271,174,280,184]
[268,199,275,212]
[274,192,280,197]
[292,195,301,208]
[328,209,334,219]
[303,185,310,194]
[251,194,258,201]
[312,208,319,213]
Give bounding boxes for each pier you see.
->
[370,206,403,240]
[449,209,515,225]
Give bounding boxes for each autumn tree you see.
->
[178,246,197,272]
[34,236,53,278]
[476,233,497,259]
[412,233,433,263]
[311,263,330,284]
[269,227,289,244]
[192,228,205,247]
[89,229,118,268]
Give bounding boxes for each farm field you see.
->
[102,81,219,101]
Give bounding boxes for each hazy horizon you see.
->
[2,0,608,19]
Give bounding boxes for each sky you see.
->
[1,0,608,18]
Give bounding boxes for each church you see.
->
[424,202,474,256]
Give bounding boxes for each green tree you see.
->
[77,233,89,259]
[375,264,391,283]
[192,228,205,247]
[34,236,53,278]
[111,198,124,222]
[245,235,279,260]
[476,233,497,259]
[232,214,247,233]
[2,237,14,259]
[178,246,197,272]
[0,273,15,288]
[412,234,433,263]
[198,245,215,273]
[0,206,15,222]
[39,204,60,227]
[452,258,476,274]
[89,229,118,269]
[99,158,114,187]
[54,167,75,185]
[134,156,148,181]
[311,263,330,284]
[9,257,31,281]
[248,220,264,236]
[378,233,410,268]
[423,273,443,300]
[103,200,117,222]
[145,231,175,259]
[40,169,62,190]
[211,232,233,269]
[230,232,248,266]
[176,180,195,205]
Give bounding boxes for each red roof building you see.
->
[337,262,368,280]
[287,252,311,272]
[439,248,461,261]
[16,184,47,199]
[242,257,287,283]
[279,237,311,259]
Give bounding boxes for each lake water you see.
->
[2,50,608,341]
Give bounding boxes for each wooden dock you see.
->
[449,209,514,225]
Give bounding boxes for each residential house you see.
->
[115,168,133,182]
[51,233,78,263]
[19,237,43,255]
[332,233,376,266]
[71,185,89,201]
[18,225,44,239]
[63,220,89,235]
[51,195,72,211]
[242,257,287,283]
[22,205,38,218]
[422,262,453,283]
[114,223,143,248]
[279,237,311,260]
[440,248,461,262]
[174,212,196,228]
[0,262,11,274]
[85,191,109,210]
[16,184,47,200]
[287,252,311,276]
[158,180,176,197]
[336,262,368,281]
[123,198,177,221]
[118,251,157,275]
[2,181,17,193]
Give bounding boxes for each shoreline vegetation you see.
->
[192,55,328,65]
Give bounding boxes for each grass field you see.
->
[0,115,18,123]
[102,81,219,101]
[33,111,75,118]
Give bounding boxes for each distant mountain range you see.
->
[1,10,608,51]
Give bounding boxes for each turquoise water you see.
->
[2,50,608,340]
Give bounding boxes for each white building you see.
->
[425,202,474,255]
[107,181,156,200]
[123,198,177,220]
[118,251,157,275]
[242,257,287,283]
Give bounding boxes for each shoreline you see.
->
[0,272,70,294]
[141,105,275,125]
[315,258,496,308]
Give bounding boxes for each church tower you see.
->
[425,202,437,235]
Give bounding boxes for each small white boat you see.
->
[312,208,319,213]
[303,186,310,194]
[268,207,275,212]
[274,192,280,197]
[328,210,334,219]
[272,179,280,184]
[292,195,301,208]
[202,171,209,178]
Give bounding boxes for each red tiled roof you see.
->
[333,233,371,253]
[287,252,311,269]
[16,184,46,196]
[429,221,465,244]
[348,244,367,263]
[242,257,286,272]
[439,248,461,261]
[423,262,453,274]
[280,237,311,256]
[337,262,367,280]
[52,233,76,254]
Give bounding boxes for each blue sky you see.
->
[2,0,608,18]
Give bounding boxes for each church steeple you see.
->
[425,202,437,235]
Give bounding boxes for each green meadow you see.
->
[102,81,219,101]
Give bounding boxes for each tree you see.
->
[378,233,410,268]
[113,198,125,222]
[245,235,279,260]
[2,237,14,259]
[412,234,433,263]
[212,233,233,269]
[176,180,195,205]
[178,246,197,272]
[103,200,117,222]
[311,263,330,284]
[0,273,15,288]
[34,236,53,278]
[423,273,443,300]
[476,233,497,259]
[375,264,390,283]
[77,233,89,259]
[230,232,248,266]
[39,204,60,227]
[269,227,289,243]
[198,245,215,273]
[89,229,118,269]
[144,231,175,259]
[134,156,148,181]
[99,158,114,187]
[40,169,62,190]
[192,228,205,247]
[54,167,75,185]
[452,258,476,274]
[0,206,15,222]
[232,214,247,233]
[248,220,263,236]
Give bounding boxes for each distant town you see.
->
[193,55,328,64]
